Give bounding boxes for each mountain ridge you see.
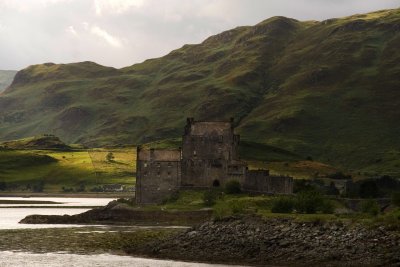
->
[1,8,400,175]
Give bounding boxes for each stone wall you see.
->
[136,147,181,204]
[243,170,293,194]
[181,118,243,187]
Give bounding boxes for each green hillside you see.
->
[0,9,400,175]
[0,70,17,93]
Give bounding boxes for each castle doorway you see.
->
[212,179,220,187]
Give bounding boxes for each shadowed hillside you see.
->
[0,9,400,175]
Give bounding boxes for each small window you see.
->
[157,171,161,176]
[144,163,148,168]
[167,171,171,176]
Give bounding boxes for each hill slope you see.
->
[0,70,17,93]
[0,9,400,175]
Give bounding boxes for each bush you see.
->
[212,200,247,219]
[89,186,103,192]
[163,191,180,204]
[224,180,242,194]
[295,190,322,214]
[203,189,221,206]
[32,181,44,192]
[392,192,400,207]
[213,202,231,220]
[62,186,74,192]
[230,201,245,214]
[0,181,7,191]
[271,196,294,213]
[106,152,114,162]
[320,199,335,214]
[360,199,380,216]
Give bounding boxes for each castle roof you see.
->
[190,121,231,135]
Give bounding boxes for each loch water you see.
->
[0,197,243,267]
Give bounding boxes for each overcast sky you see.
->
[0,0,399,70]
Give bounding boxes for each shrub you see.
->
[392,192,400,207]
[106,152,114,162]
[360,199,380,216]
[162,191,180,204]
[271,196,294,213]
[203,189,220,206]
[0,181,7,191]
[224,180,241,194]
[213,202,231,220]
[62,186,74,192]
[32,181,45,192]
[89,186,103,192]
[295,190,322,214]
[230,201,245,214]
[320,199,335,214]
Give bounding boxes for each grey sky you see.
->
[0,0,399,70]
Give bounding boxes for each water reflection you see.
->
[0,252,240,267]
[0,197,115,229]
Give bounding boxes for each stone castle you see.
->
[136,118,293,204]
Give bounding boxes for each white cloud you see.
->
[66,25,77,36]
[0,0,71,12]
[90,25,122,48]
[94,0,145,16]
[0,0,400,70]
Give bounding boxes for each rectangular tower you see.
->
[136,147,181,204]
[181,117,245,187]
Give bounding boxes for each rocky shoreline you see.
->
[19,201,212,226]
[19,202,400,266]
[130,216,400,267]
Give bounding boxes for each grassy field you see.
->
[0,138,340,193]
[0,147,136,192]
[127,189,400,227]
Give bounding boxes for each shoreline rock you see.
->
[129,215,400,267]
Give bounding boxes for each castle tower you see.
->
[181,118,245,187]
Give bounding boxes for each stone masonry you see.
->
[136,118,293,204]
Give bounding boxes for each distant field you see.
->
[0,141,347,193]
[0,148,136,193]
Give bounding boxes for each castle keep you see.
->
[136,118,293,204]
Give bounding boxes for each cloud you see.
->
[90,25,122,47]
[66,25,77,36]
[0,0,399,70]
[94,0,145,16]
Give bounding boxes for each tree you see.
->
[106,152,114,162]
[224,180,241,194]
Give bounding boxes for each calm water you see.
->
[0,252,240,267]
[0,197,244,266]
[0,197,115,229]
